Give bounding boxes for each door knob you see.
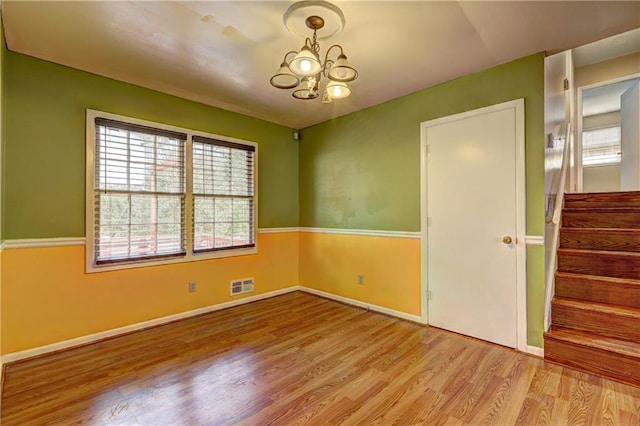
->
[502,236,513,244]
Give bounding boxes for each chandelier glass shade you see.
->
[270,61,301,89]
[270,3,358,102]
[326,80,350,99]
[289,46,322,77]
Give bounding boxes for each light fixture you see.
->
[270,1,358,102]
[326,81,350,99]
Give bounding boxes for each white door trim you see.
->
[419,99,527,352]
[575,73,640,192]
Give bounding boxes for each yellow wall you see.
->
[1,232,298,354]
[3,230,423,355]
[299,232,421,316]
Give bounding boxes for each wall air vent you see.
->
[230,278,254,296]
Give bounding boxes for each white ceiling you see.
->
[3,1,640,129]
[583,78,640,117]
[573,27,640,68]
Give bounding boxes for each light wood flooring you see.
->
[2,291,639,425]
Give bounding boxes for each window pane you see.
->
[96,193,184,263]
[96,125,185,193]
[94,118,186,265]
[192,137,255,252]
[99,193,130,226]
[194,222,214,251]
[215,222,232,248]
[233,198,251,222]
[232,222,251,246]
[583,126,621,166]
[215,198,232,222]
[131,195,152,225]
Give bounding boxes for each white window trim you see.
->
[85,109,258,273]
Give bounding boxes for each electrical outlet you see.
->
[188,281,196,293]
[358,274,364,285]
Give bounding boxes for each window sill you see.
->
[583,162,621,168]
[85,246,258,274]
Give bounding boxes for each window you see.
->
[192,136,255,252]
[582,125,621,166]
[86,111,257,272]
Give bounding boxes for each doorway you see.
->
[578,76,640,192]
[420,99,527,351]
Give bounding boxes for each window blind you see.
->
[192,135,255,253]
[582,126,621,166]
[94,118,187,264]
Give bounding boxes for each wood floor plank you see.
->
[2,291,639,425]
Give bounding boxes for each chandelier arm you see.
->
[321,59,334,77]
[283,50,299,62]
[321,44,345,75]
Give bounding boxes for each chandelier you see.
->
[270,1,358,103]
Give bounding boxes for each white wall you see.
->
[621,82,640,190]
[583,165,621,192]
[576,52,640,88]
[583,111,620,129]
[544,51,570,216]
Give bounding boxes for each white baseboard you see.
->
[2,286,423,364]
[299,287,424,324]
[526,345,544,357]
[2,286,301,364]
[2,285,535,364]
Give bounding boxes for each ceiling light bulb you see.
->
[328,53,358,82]
[300,59,312,73]
[326,81,350,99]
[289,47,321,77]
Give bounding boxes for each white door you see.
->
[422,100,525,349]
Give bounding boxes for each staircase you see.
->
[544,191,640,387]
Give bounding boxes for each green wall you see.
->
[3,52,299,239]
[0,15,5,369]
[299,53,546,347]
[300,53,545,235]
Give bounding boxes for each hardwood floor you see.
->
[3,292,639,425]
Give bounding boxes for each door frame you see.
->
[419,98,527,352]
[575,73,640,192]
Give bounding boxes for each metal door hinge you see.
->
[563,78,569,91]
